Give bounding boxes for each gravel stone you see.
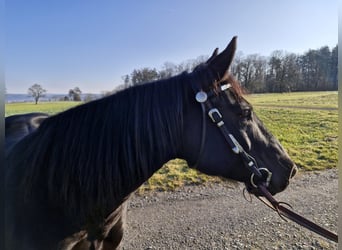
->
[121,169,338,249]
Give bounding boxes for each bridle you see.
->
[190,81,338,243]
[191,82,272,188]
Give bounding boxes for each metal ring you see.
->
[250,168,272,188]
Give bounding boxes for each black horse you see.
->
[5,112,49,156]
[5,37,297,250]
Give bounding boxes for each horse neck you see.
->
[71,75,191,215]
[117,77,188,192]
[16,74,191,220]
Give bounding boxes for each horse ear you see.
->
[206,48,219,64]
[208,36,237,80]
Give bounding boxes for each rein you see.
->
[256,184,338,243]
[191,82,338,243]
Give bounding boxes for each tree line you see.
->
[111,56,209,94]
[115,44,338,94]
[27,43,338,104]
[27,85,89,104]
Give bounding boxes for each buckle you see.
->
[208,108,222,123]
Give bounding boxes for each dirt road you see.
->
[121,169,338,249]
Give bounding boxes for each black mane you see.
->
[7,72,191,218]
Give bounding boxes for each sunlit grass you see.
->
[246,91,338,109]
[5,102,81,116]
[138,159,223,193]
[254,108,338,171]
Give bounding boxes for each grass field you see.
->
[5,91,338,191]
[246,91,338,109]
[5,101,81,116]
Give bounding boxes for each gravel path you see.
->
[120,169,338,249]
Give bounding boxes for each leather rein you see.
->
[191,82,338,243]
[256,184,338,243]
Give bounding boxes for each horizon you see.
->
[6,1,338,94]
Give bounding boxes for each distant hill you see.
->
[5,93,101,103]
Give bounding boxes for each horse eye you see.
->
[240,108,252,119]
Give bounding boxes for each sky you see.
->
[5,0,338,94]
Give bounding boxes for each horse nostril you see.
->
[290,165,298,178]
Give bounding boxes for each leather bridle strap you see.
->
[190,101,207,169]
[257,184,338,243]
[191,83,270,185]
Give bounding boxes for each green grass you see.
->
[246,91,338,109]
[138,159,223,193]
[5,91,338,192]
[5,101,82,116]
[254,108,338,171]
[246,91,338,171]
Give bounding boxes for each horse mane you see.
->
[8,72,191,218]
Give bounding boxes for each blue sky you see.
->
[6,0,338,94]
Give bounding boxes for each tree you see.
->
[84,94,96,102]
[298,47,333,91]
[122,74,131,88]
[69,87,82,101]
[131,68,159,85]
[28,84,46,104]
[282,53,300,92]
[266,50,284,92]
[248,55,267,93]
[158,62,177,79]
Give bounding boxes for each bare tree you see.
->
[28,84,46,104]
[130,68,159,85]
[158,62,177,79]
[233,53,267,93]
[119,43,337,94]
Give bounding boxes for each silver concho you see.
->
[195,91,207,103]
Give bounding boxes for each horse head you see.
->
[181,37,297,195]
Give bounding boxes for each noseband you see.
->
[191,82,272,188]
